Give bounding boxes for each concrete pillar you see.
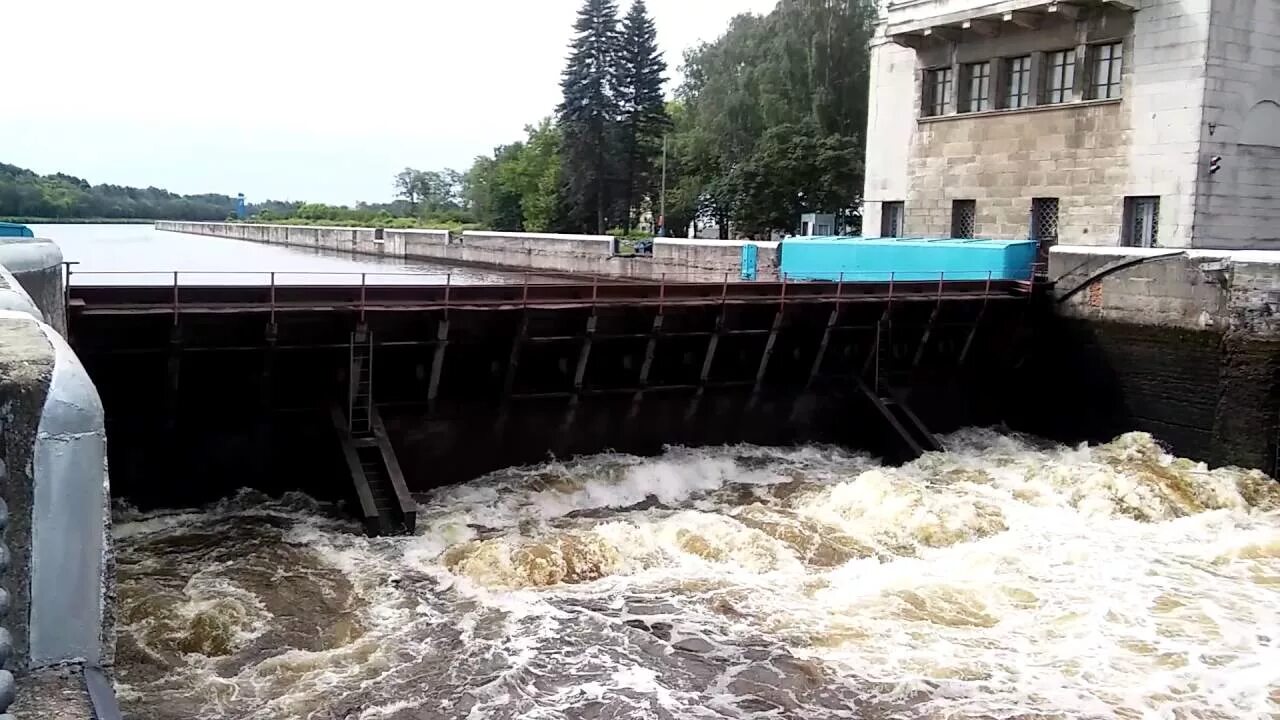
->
[0,239,65,337]
[0,309,111,672]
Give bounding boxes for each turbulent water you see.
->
[113,430,1280,720]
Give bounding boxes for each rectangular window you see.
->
[924,67,954,117]
[1090,42,1123,99]
[963,62,991,112]
[1044,49,1075,104]
[881,202,905,238]
[1031,198,1060,244]
[1006,55,1031,108]
[951,200,976,239]
[1123,196,1160,247]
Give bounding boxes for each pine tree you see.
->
[614,0,668,232]
[557,0,621,234]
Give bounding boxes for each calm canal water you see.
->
[31,223,524,286]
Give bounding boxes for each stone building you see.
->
[861,0,1280,249]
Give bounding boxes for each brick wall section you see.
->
[1194,0,1280,248]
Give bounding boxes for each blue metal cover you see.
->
[780,236,1036,282]
[0,222,34,238]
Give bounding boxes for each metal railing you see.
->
[66,267,1036,321]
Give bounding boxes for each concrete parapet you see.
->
[0,311,111,671]
[1050,245,1280,338]
[0,238,65,336]
[155,221,782,281]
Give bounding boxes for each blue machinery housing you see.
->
[0,222,35,238]
[770,236,1037,283]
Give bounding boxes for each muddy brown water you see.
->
[113,430,1280,719]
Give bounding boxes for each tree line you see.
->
[459,0,874,239]
[0,162,244,222]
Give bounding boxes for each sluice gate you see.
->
[67,275,1034,524]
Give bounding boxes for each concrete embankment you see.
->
[1029,245,1280,475]
[154,221,780,282]
[1,234,116,719]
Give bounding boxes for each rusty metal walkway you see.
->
[68,271,1030,318]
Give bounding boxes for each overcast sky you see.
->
[2,0,776,204]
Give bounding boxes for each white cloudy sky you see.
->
[1,0,775,204]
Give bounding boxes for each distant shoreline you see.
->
[1,218,163,225]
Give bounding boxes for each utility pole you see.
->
[659,135,668,237]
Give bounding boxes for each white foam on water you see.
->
[114,431,1280,719]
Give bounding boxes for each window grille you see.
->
[1124,196,1159,247]
[1031,198,1059,242]
[951,200,976,239]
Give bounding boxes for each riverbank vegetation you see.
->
[456,0,873,238]
[0,163,242,221]
[4,0,874,239]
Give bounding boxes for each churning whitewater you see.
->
[113,430,1280,720]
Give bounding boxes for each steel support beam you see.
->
[427,318,449,413]
[561,312,597,434]
[628,312,664,420]
[686,306,726,422]
[749,309,785,409]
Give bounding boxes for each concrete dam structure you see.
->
[4,220,1280,718]
[68,274,1034,528]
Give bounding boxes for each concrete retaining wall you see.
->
[155,221,781,281]
[1035,245,1280,475]
[1,232,113,716]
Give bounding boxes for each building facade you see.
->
[861,0,1280,249]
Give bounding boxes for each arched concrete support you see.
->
[0,238,64,336]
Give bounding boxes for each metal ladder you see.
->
[348,329,373,436]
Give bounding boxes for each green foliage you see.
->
[557,0,622,233]
[614,0,669,231]
[669,0,875,235]
[0,162,243,221]
[463,119,564,233]
[395,168,464,215]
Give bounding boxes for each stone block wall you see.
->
[864,0,1217,248]
[1038,244,1280,474]
[1194,0,1280,248]
[908,101,1130,243]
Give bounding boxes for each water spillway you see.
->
[67,276,1030,512]
[111,431,1280,719]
